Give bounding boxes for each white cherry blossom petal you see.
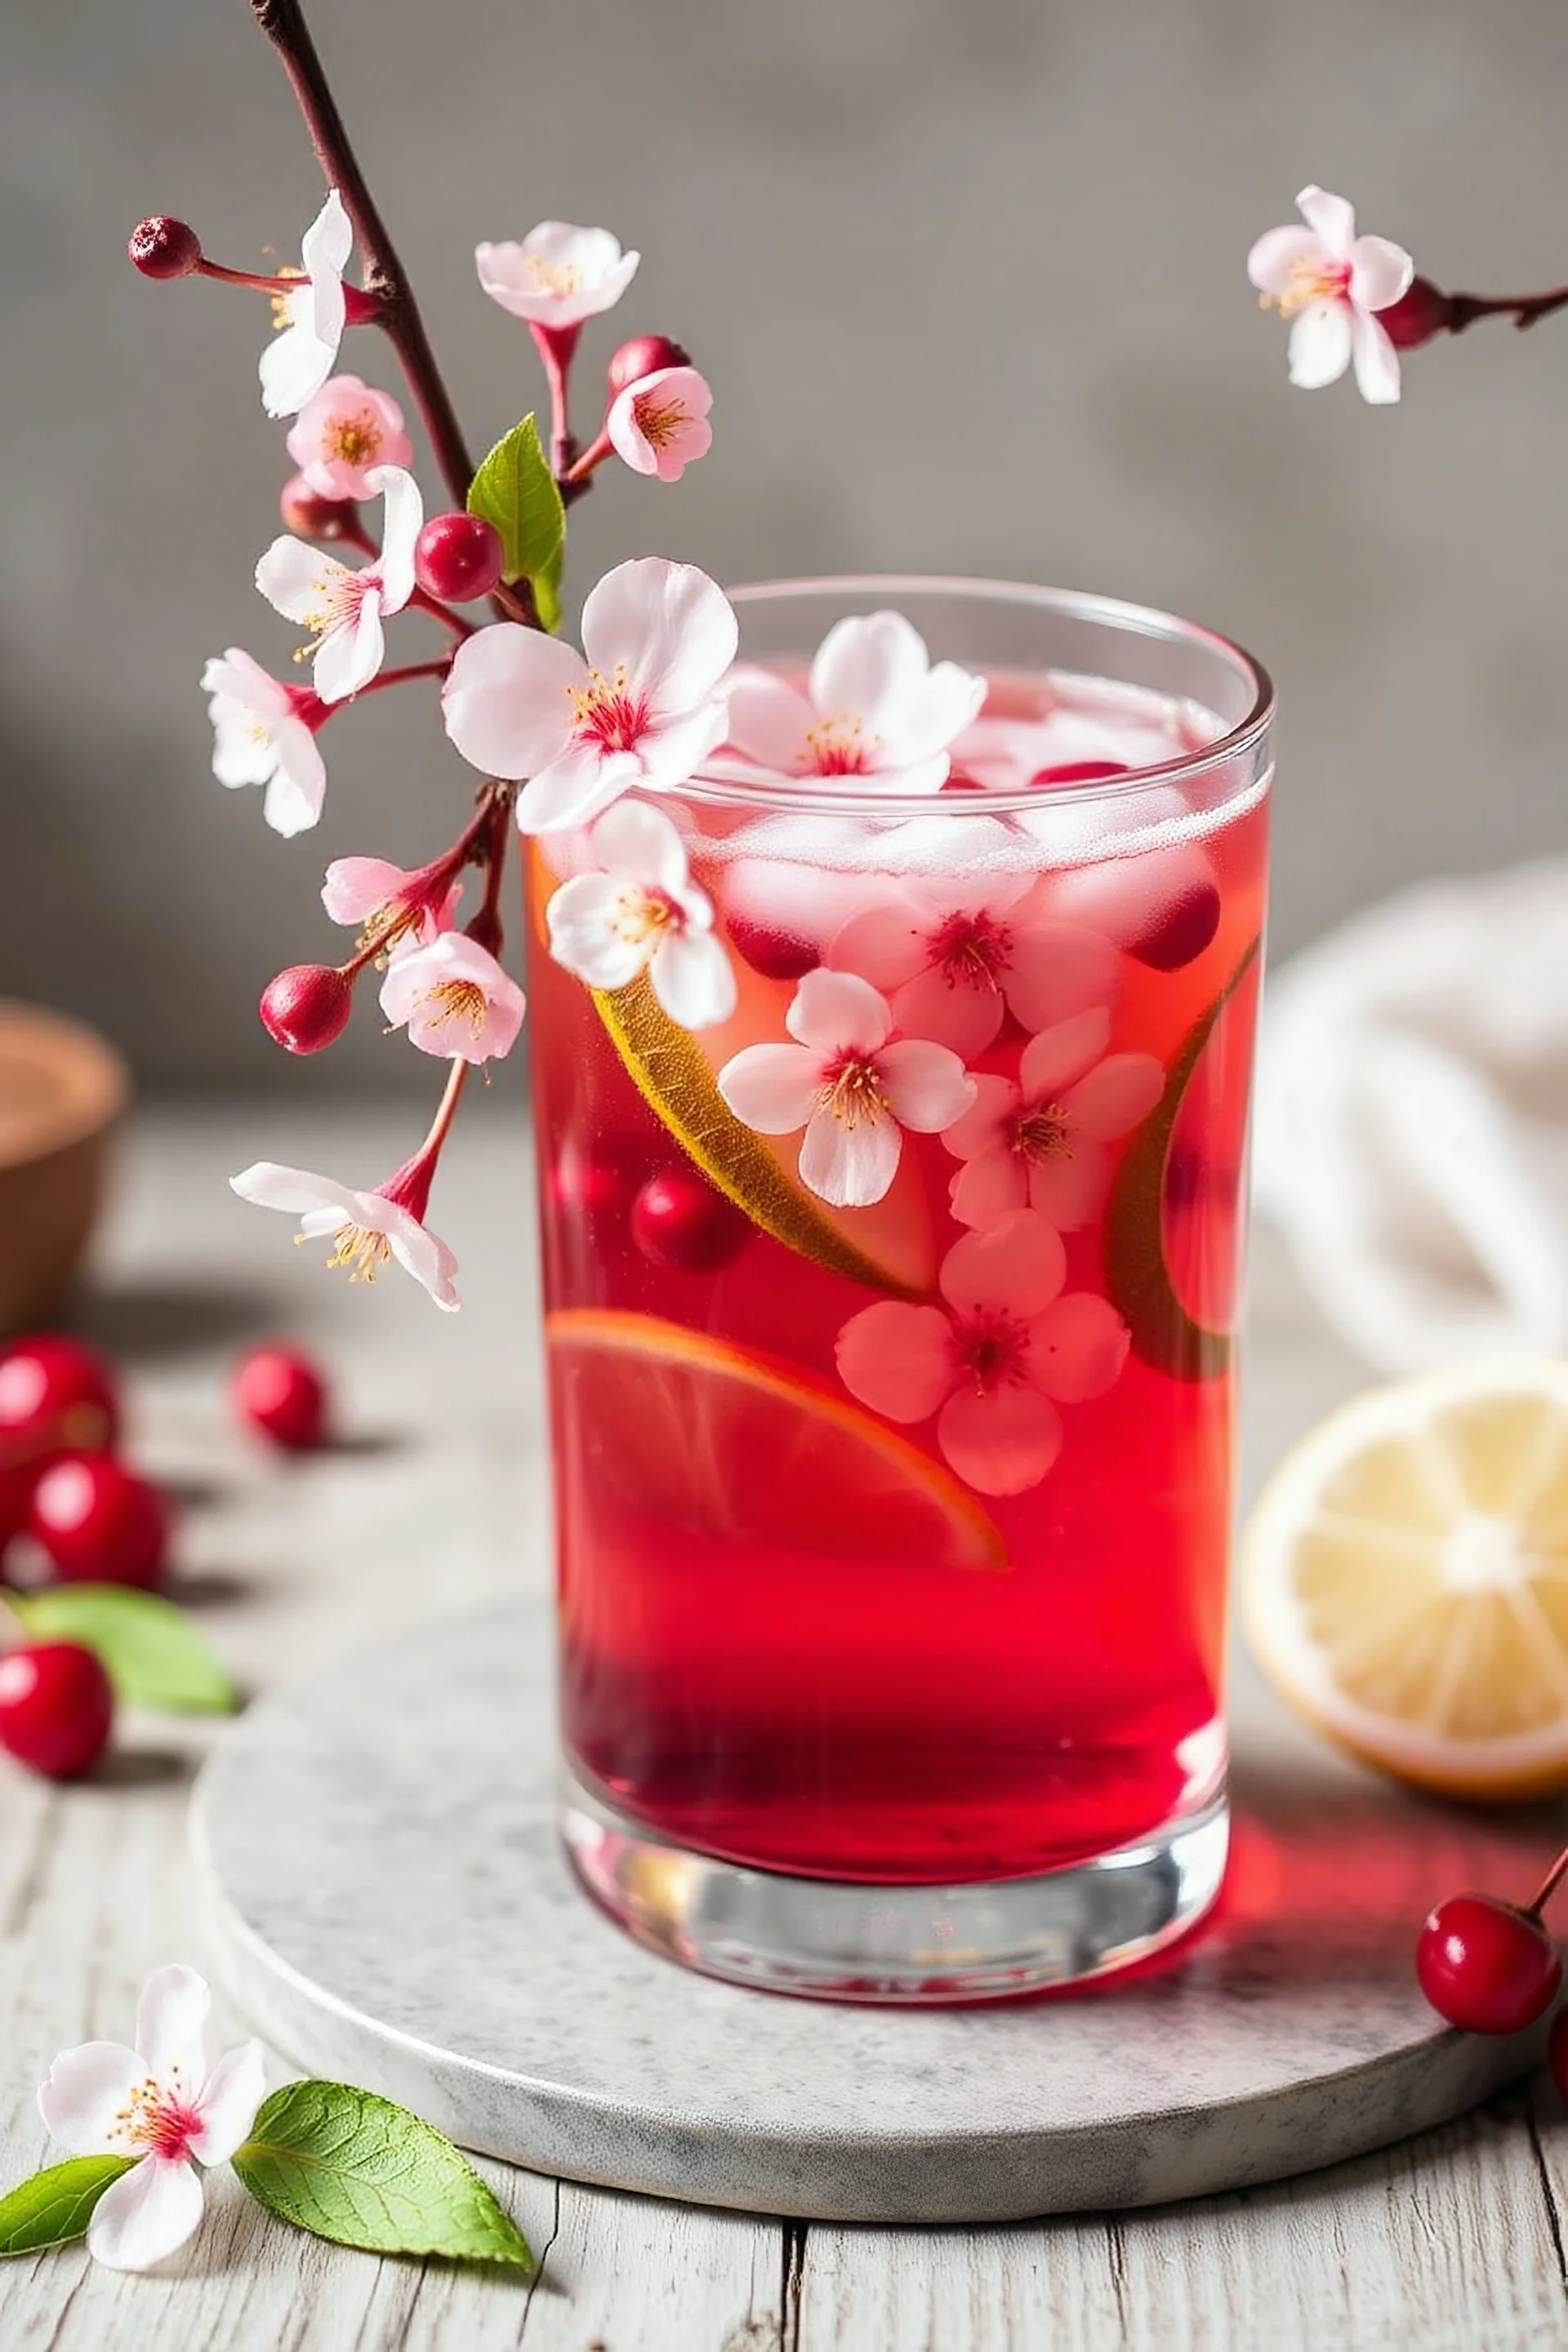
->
[828,898,945,993]
[1024,1294,1131,1403]
[1246,223,1325,295]
[546,874,648,990]
[875,1039,976,1132]
[475,224,639,329]
[37,2042,145,2154]
[581,558,738,713]
[938,1383,1062,1496]
[1349,235,1414,314]
[592,799,691,893]
[786,969,891,1056]
[442,625,583,779]
[1350,306,1402,404]
[313,586,384,704]
[135,1964,212,2087]
[1295,185,1356,258]
[649,929,736,1028]
[87,2155,205,2274]
[1287,300,1353,390]
[949,1147,1028,1229]
[186,2042,267,2167]
[1002,920,1120,1033]
[1019,1009,1116,1102]
[716,1043,822,1133]
[835,1303,956,1423]
[263,732,327,837]
[383,1214,461,1312]
[364,465,423,612]
[808,611,930,727]
[1062,1051,1164,1141]
[255,536,347,626]
[939,1210,1066,1319]
[798,1101,901,1206]
[889,963,1006,1059]
[520,742,643,833]
[635,699,731,791]
[724,673,819,772]
[229,1163,362,1220]
[941,1071,1018,1161]
[1024,1138,1112,1231]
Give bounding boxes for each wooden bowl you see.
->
[0,1003,128,1338]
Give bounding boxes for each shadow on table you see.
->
[69,1277,274,1362]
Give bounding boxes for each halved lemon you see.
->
[1241,1358,1568,1797]
[547,1307,1009,1569]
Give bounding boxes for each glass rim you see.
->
[684,572,1276,821]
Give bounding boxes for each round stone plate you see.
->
[191,1599,1560,2223]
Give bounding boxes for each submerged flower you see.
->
[474,222,639,330]
[256,465,421,704]
[37,1964,265,2272]
[378,932,526,1064]
[546,799,736,1029]
[1247,185,1414,404]
[442,556,738,833]
[201,646,328,837]
[942,1007,1164,1230]
[836,1210,1130,1494]
[717,967,974,1208]
[724,612,985,796]
[284,373,412,501]
[322,854,461,955]
[261,189,354,419]
[231,1155,460,1309]
[607,366,713,483]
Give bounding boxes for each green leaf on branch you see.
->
[232,2082,534,2271]
[466,415,566,631]
[0,2156,136,2257]
[7,1585,237,1716]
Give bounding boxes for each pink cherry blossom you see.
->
[378,933,527,1064]
[475,222,639,330]
[836,1210,1130,1494]
[828,879,1121,1059]
[284,373,412,501]
[942,1008,1164,1231]
[255,465,421,704]
[37,1964,265,2272]
[717,967,975,1208]
[724,612,985,796]
[608,366,713,483]
[442,556,738,834]
[261,189,353,419]
[230,1154,460,1309]
[321,855,461,953]
[546,798,736,1030]
[1248,185,1414,405]
[201,646,328,837]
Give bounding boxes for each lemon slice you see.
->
[1241,1358,1568,1797]
[547,1307,1009,1569]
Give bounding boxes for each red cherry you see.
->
[260,963,353,1055]
[631,1169,751,1273]
[0,1336,119,1474]
[0,1643,114,1779]
[414,513,504,604]
[234,1344,329,1451]
[727,914,820,982]
[28,1456,168,1589]
[549,1141,639,1240]
[1029,760,1131,786]
[1130,877,1222,973]
[127,215,201,279]
[1416,1893,1563,2034]
[607,334,692,396]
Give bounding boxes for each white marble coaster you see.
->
[191,1599,1561,2223]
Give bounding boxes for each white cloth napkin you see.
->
[1252,859,1568,1372]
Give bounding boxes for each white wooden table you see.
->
[3,1099,1567,2349]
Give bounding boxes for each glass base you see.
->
[559,1771,1230,2004]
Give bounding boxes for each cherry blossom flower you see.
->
[717,967,974,1208]
[836,1210,1130,1494]
[546,799,736,1029]
[322,855,461,953]
[828,880,1121,1059]
[378,933,527,1064]
[231,1155,460,1309]
[256,465,421,704]
[608,366,714,483]
[724,613,985,795]
[474,223,639,331]
[37,1964,265,2272]
[261,189,354,419]
[942,1007,1164,1231]
[442,556,738,833]
[1247,185,1414,405]
[201,646,328,837]
[284,373,412,501]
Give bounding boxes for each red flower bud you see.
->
[128,216,202,280]
[260,964,353,1055]
[465,905,504,959]
[280,474,361,542]
[1377,276,1454,350]
[606,334,693,397]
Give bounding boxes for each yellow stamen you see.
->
[1266,256,1350,321]
[327,408,383,466]
[818,1057,889,1129]
[611,887,675,947]
[270,264,305,332]
[1013,1103,1073,1160]
[318,1224,392,1282]
[632,393,688,449]
[425,978,488,1036]
[525,256,581,297]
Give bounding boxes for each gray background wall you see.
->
[2,0,1565,1091]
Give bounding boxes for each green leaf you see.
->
[7,1585,236,1715]
[0,2157,136,2257]
[233,2082,533,2271]
[466,414,566,630]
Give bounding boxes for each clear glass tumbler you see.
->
[524,577,1273,2000]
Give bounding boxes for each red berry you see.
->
[28,1456,168,1589]
[1029,760,1130,786]
[727,914,820,982]
[549,1142,639,1240]
[631,1169,751,1273]
[128,215,201,279]
[260,963,353,1055]
[1416,1893,1563,2034]
[414,513,504,604]
[280,474,360,542]
[607,334,692,397]
[234,1344,328,1451]
[0,1643,114,1779]
[0,1336,119,1475]
[1130,877,1222,973]
[1379,275,1454,350]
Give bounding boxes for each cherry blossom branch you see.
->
[1446,283,1568,334]
[355,657,454,695]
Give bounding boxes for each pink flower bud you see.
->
[1376,274,1454,350]
[260,964,353,1055]
[606,334,692,397]
[128,216,203,280]
[279,473,361,542]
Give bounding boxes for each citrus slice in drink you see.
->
[1241,1358,1568,1797]
[547,1307,1009,1569]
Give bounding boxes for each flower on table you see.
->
[230,1156,460,1310]
[942,1007,1163,1231]
[723,612,985,796]
[836,1210,1130,1494]
[36,1964,265,2272]
[441,556,738,834]
[284,373,413,502]
[261,189,354,420]
[322,855,461,956]
[717,967,974,1208]
[608,366,714,483]
[546,799,736,1029]
[256,465,421,705]
[378,933,527,1065]
[201,646,329,837]
[1247,185,1414,404]
[474,222,639,330]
